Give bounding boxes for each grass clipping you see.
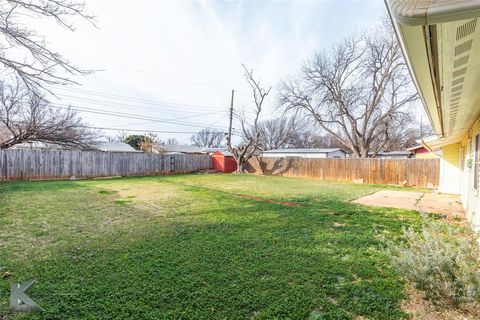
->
[384,218,480,309]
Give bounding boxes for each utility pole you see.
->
[420,115,423,137]
[227,89,235,150]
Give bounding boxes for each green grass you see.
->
[0,174,423,319]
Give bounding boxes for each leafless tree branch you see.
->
[278,21,419,157]
[228,64,271,172]
[191,128,225,148]
[0,0,95,93]
[0,77,96,149]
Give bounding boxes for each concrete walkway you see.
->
[353,190,465,221]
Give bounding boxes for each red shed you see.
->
[212,151,237,173]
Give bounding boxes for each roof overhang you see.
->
[416,134,463,150]
[387,0,480,25]
[386,0,480,148]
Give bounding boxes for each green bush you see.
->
[384,219,480,306]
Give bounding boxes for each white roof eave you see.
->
[386,0,480,26]
[386,0,480,144]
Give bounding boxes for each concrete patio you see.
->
[353,190,466,221]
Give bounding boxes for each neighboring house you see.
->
[407,145,442,159]
[10,141,67,150]
[386,1,480,229]
[11,141,141,153]
[95,142,141,153]
[155,144,203,155]
[260,148,346,159]
[201,147,228,155]
[371,151,413,159]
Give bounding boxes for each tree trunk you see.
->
[236,160,245,173]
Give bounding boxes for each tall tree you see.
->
[290,129,344,149]
[165,138,179,146]
[0,79,94,149]
[191,128,224,148]
[139,133,162,153]
[0,0,94,91]
[257,117,301,150]
[228,64,270,172]
[123,134,150,150]
[279,22,418,157]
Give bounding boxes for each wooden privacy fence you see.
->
[246,157,440,188]
[0,149,211,181]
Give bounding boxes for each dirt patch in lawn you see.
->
[401,286,480,320]
[238,194,302,207]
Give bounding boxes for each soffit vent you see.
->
[455,39,473,55]
[456,19,477,40]
[453,67,468,78]
[448,18,477,134]
[451,91,462,98]
[451,96,461,103]
[454,55,470,68]
[452,77,465,86]
[451,85,463,92]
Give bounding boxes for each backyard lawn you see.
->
[0,174,422,319]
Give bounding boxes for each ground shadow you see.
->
[247,157,294,176]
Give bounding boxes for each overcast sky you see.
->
[38,0,396,144]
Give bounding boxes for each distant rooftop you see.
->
[157,144,203,153]
[376,151,413,155]
[201,147,228,153]
[95,142,141,153]
[10,141,67,150]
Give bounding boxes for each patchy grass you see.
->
[0,174,424,319]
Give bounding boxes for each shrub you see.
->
[384,219,480,306]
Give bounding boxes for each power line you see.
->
[51,101,229,126]
[89,126,241,136]
[50,48,253,98]
[52,50,233,91]
[51,103,241,132]
[88,127,205,134]
[51,86,226,111]
[55,94,223,114]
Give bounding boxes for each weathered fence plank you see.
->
[0,150,211,181]
[246,157,440,188]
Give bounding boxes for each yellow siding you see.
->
[415,152,441,159]
[455,118,480,230]
[439,143,461,194]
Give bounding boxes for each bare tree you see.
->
[257,117,301,150]
[383,120,433,151]
[0,0,94,91]
[165,138,179,145]
[228,65,271,172]
[191,128,224,148]
[0,79,95,149]
[290,129,344,149]
[279,22,418,157]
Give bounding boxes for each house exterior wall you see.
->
[440,119,480,230]
[416,152,441,159]
[414,147,441,159]
[327,150,346,158]
[439,143,461,195]
[261,151,346,159]
[261,152,328,158]
[458,120,480,230]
